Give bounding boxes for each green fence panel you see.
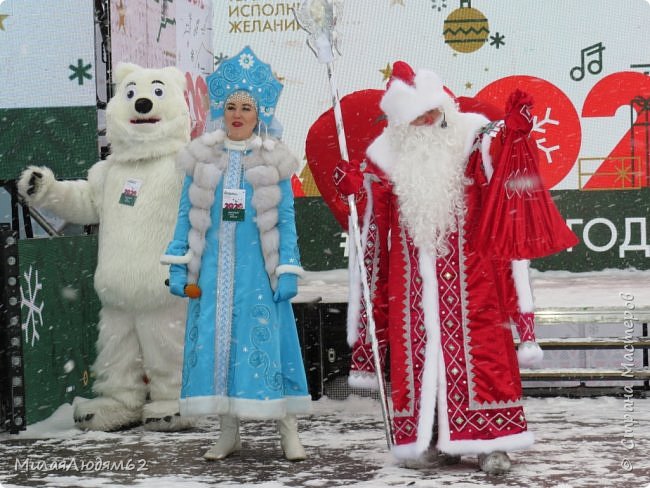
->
[295,197,348,271]
[18,235,100,425]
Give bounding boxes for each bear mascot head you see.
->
[106,63,190,162]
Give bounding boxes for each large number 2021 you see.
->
[475,72,650,190]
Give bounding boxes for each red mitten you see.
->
[504,89,535,135]
[332,158,364,196]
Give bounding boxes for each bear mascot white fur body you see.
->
[18,63,191,431]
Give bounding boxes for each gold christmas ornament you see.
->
[443,2,489,54]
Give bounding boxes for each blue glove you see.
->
[168,264,188,297]
[273,273,298,303]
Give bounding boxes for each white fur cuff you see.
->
[275,264,304,277]
[517,341,544,368]
[160,250,193,265]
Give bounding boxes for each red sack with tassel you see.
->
[478,90,579,259]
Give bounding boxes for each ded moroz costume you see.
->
[307,61,578,473]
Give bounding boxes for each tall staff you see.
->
[295,0,394,447]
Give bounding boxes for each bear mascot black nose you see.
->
[135,98,153,114]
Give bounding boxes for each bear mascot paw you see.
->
[18,63,195,432]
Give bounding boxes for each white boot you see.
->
[277,415,306,461]
[478,451,511,474]
[203,415,241,460]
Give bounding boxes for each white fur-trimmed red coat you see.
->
[346,113,538,459]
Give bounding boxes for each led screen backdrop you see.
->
[215,0,650,271]
[0,0,97,180]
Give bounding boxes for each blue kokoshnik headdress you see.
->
[207,46,283,129]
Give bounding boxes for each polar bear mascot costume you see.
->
[18,63,192,431]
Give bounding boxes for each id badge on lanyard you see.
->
[222,188,246,222]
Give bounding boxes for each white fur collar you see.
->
[177,131,298,180]
[366,132,396,176]
[224,135,263,151]
[182,140,299,290]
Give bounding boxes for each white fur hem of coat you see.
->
[392,431,535,460]
[348,371,379,390]
[179,395,312,420]
[436,430,535,457]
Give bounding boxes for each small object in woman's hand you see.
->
[184,283,202,299]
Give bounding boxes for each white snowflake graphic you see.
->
[20,266,44,347]
[238,53,255,70]
[532,107,560,164]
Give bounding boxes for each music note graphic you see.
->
[570,42,605,81]
[630,63,650,75]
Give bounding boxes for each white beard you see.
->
[387,119,470,256]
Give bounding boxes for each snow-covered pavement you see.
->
[1,395,649,488]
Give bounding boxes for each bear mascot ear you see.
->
[114,62,141,85]
[161,66,187,92]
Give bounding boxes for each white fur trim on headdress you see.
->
[381,69,451,127]
[262,137,277,151]
[250,135,263,150]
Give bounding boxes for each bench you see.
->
[518,309,650,396]
[293,301,650,398]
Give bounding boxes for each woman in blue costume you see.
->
[162,47,311,461]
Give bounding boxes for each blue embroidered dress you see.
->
[167,134,311,420]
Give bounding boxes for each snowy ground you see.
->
[1,395,649,488]
[2,268,648,488]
